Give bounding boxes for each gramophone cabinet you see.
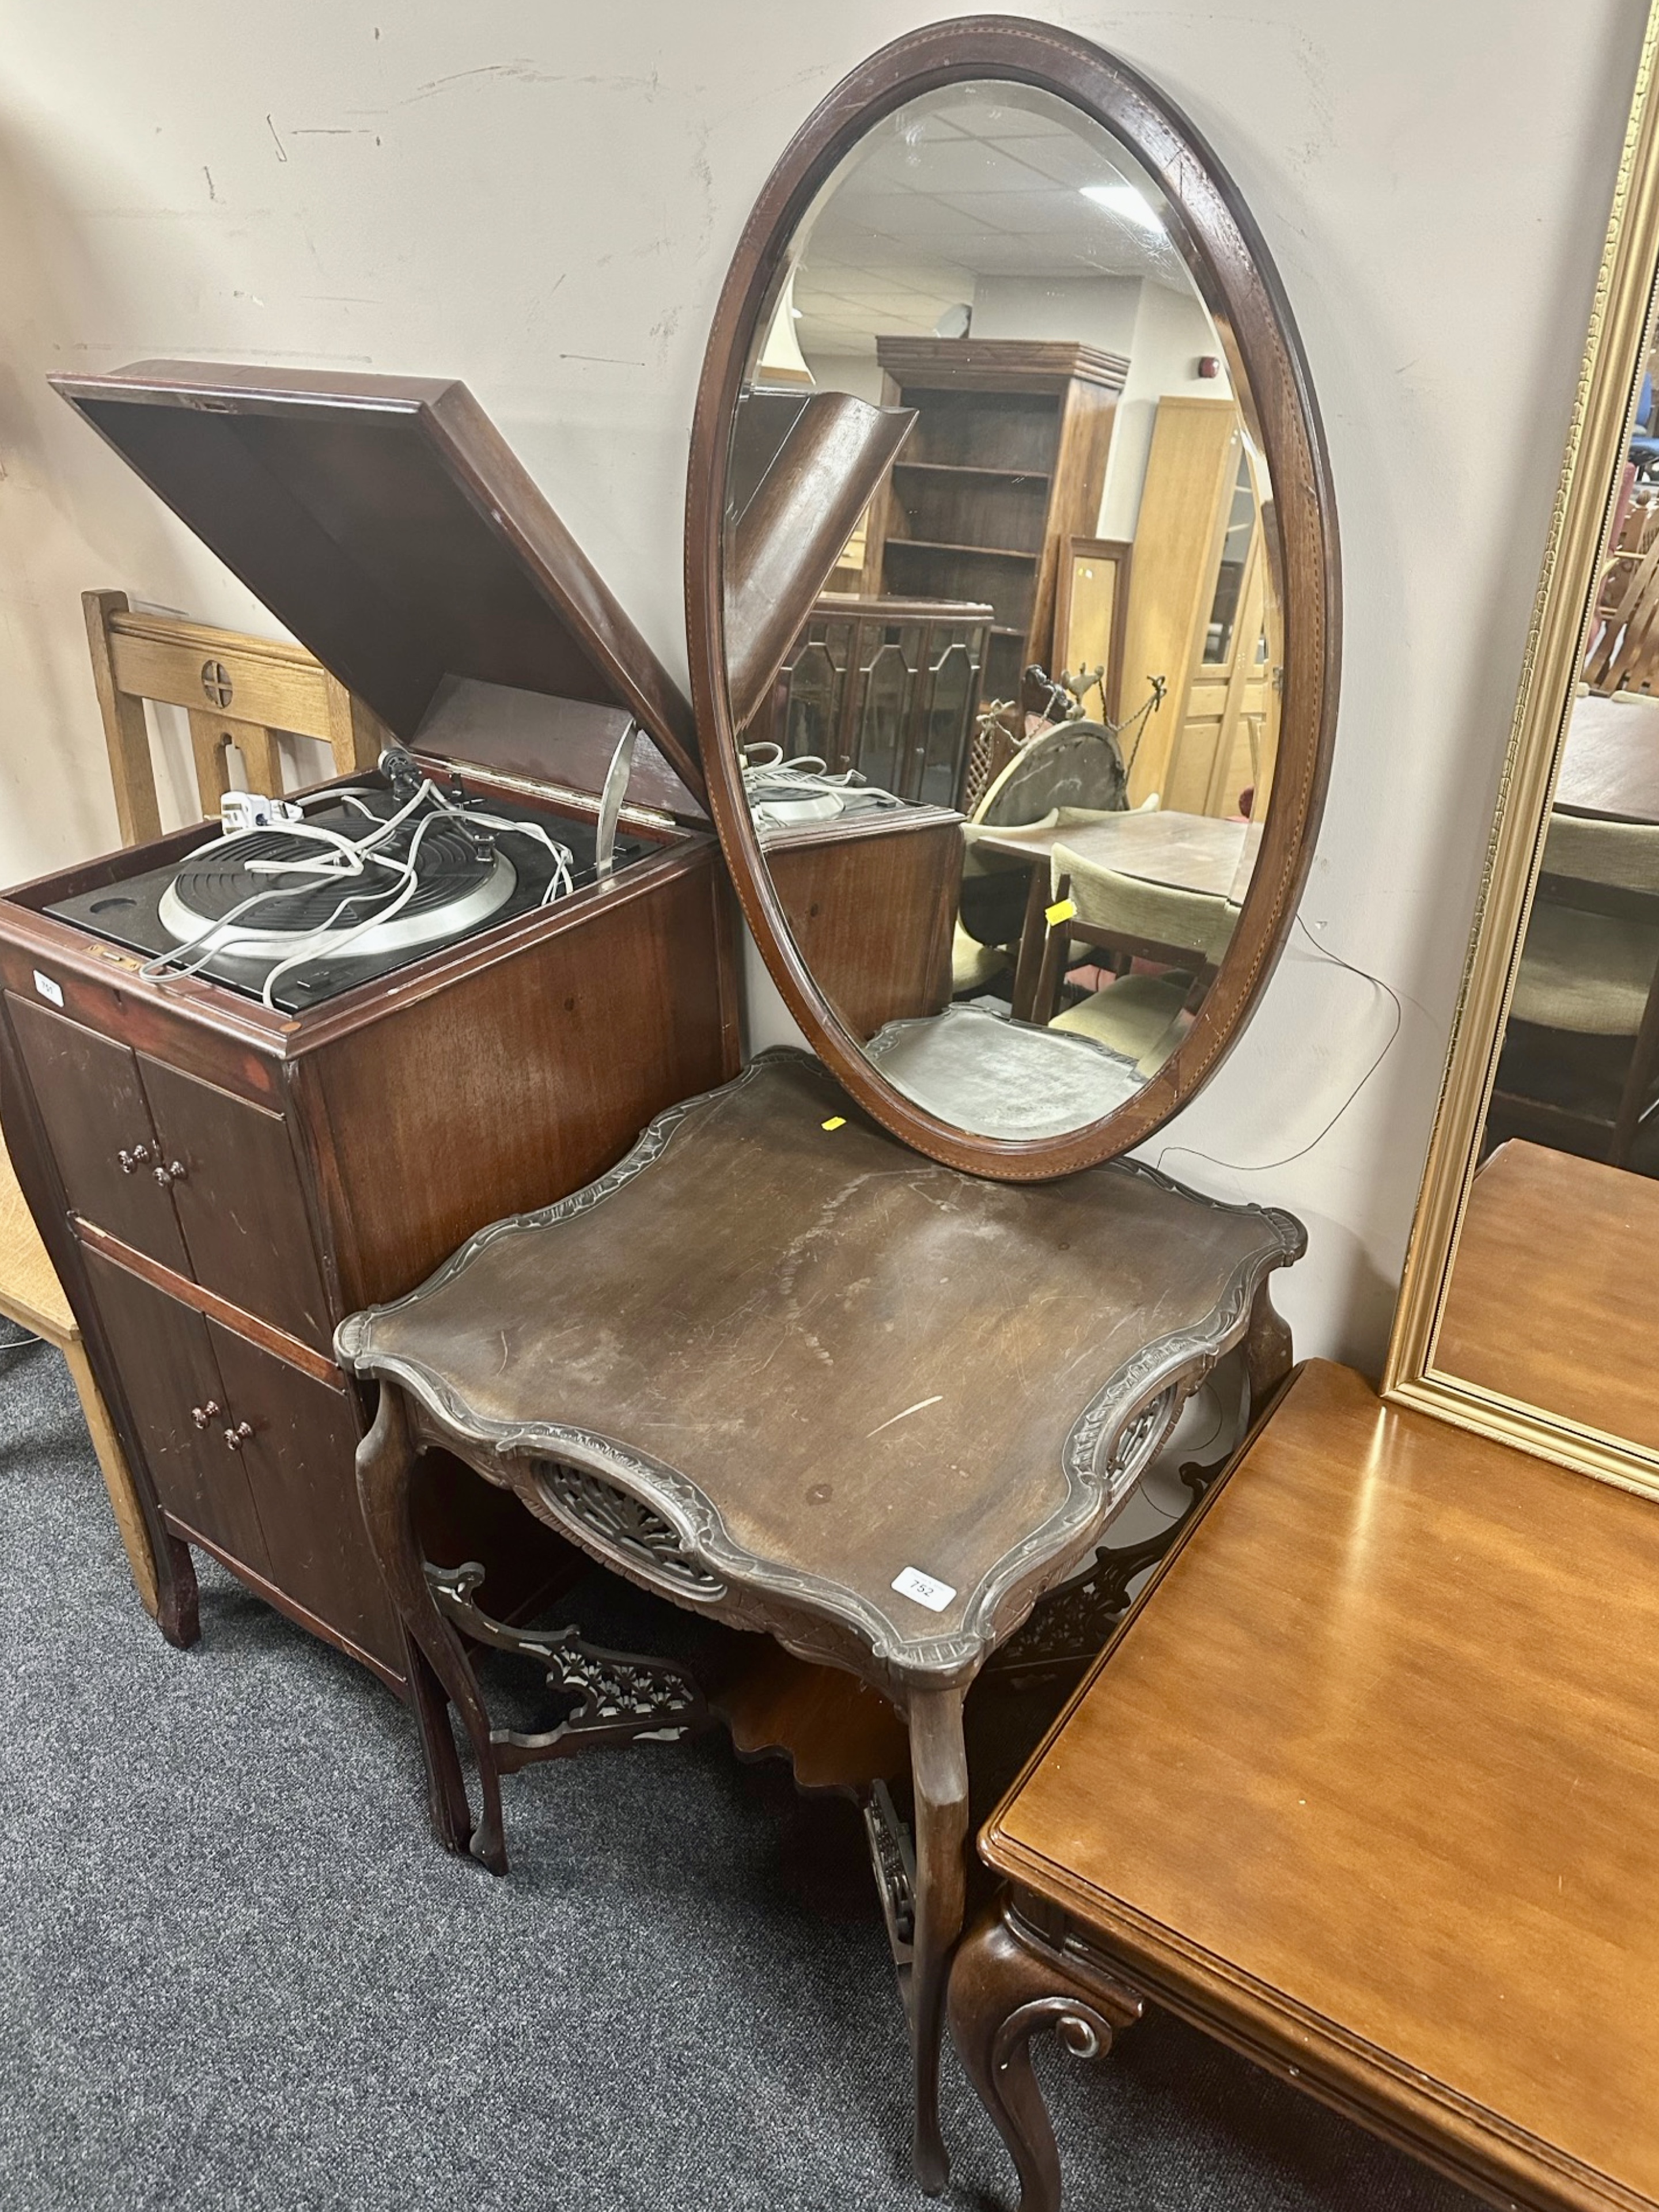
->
[0,361,740,1685]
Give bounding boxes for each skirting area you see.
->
[0,1323,1476,2212]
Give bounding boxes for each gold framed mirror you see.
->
[1384,2,1659,1495]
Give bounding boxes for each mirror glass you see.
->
[722,78,1282,1141]
[1430,298,1659,1450]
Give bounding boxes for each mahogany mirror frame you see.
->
[685,14,1342,1180]
[1383,0,1659,1494]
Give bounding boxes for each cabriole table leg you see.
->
[948,1902,1142,2212]
[355,1382,509,1873]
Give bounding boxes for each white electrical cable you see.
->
[141,778,576,1000]
[142,777,445,984]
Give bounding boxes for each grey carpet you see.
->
[0,1321,1479,2212]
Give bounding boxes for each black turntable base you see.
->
[50,783,647,1012]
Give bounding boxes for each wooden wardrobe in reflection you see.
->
[1122,395,1281,819]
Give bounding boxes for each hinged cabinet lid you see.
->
[51,360,705,815]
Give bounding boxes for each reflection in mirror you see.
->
[722,78,1282,1140]
[1433,308,1659,1449]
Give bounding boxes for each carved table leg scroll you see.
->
[949,1900,1143,2212]
[906,1682,970,2195]
[355,1383,510,1873]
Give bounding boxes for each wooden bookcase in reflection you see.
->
[862,338,1128,707]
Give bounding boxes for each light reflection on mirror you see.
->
[723,79,1281,1141]
[1432,304,1659,1446]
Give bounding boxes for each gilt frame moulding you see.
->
[684,14,1342,1181]
[1382,0,1659,1497]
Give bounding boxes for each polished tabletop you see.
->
[1435,1137,1659,1454]
[976,808,1263,904]
[983,1358,1659,2206]
[339,1050,1301,1677]
[1557,689,1659,823]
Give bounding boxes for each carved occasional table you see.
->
[336,1048,1303,2191]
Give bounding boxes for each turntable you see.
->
[740,743,907,838]
[48,768,647,1012]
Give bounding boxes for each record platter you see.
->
[48,774,649,1013]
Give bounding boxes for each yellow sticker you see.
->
[821,1115,846,1131]
[1046,897,1077,926]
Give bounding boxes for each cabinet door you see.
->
[139,1056,332,1350]
[206,1321,400,1672]
[7,993,191,1272]
[80,1245,271,1574]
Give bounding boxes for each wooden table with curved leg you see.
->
[953,1359,1659,2212]
[336,1048,1303,2192]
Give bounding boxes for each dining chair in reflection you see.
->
[952,721,1132,995]
[1031,842,1240,1074]
[1491,811,1659,1167]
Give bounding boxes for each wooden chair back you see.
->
[1032,845,1238,1025]
[83,588,387,842]
[974,718,1127,828]
[1583,487,1659,695]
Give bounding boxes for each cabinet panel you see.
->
[770,821,959,1041]
[7,993,192,1272]
[206,1322,399,1671]
[81,1245,270,1574]
[138,1056,332,1349]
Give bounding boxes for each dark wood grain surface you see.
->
[977,809,1263,902]
[1434,1137,1659,1452]
[0,783,738,1685]
[343,1051,1297,1665]
[979,1359,1659,2209]
[767,816,961,1040]
[1556,691,1659,824]
[50,360,707,802]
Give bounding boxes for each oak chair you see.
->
[83,587,385,836]
[953,724,1131,995]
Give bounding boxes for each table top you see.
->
[338,1049,1301,1684]
[1434,1137,1659,1454]
[983,1359,1659,2205]
[1557,690,1659,823]
[975,809,1262,904]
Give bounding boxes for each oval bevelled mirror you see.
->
[687,20,1338,1177]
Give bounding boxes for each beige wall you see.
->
[1098,278,1233,541]
[0,0,1646,1367]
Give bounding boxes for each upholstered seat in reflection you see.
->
[1510,902,1659,1030]
[952,807,1131,995]
[865,1002,1145,1137]
[1493,810,1659,1165]
[1025,838,1242,1052]
[1051,971,1192,1075]
[1051,839,1240,967]
[955,718,1132,978]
